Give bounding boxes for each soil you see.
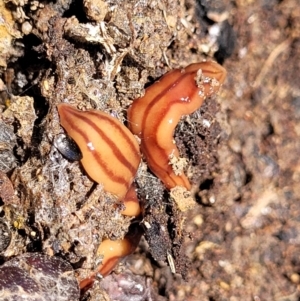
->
[0,0,300,300]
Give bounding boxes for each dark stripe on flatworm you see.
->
[141,70,199,177]
[87,111,140,162]
[64,107,137,186]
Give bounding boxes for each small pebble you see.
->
[21,21,32,35]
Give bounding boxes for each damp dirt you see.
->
[0,0,300,300]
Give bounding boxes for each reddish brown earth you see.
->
[0,0,299,300]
